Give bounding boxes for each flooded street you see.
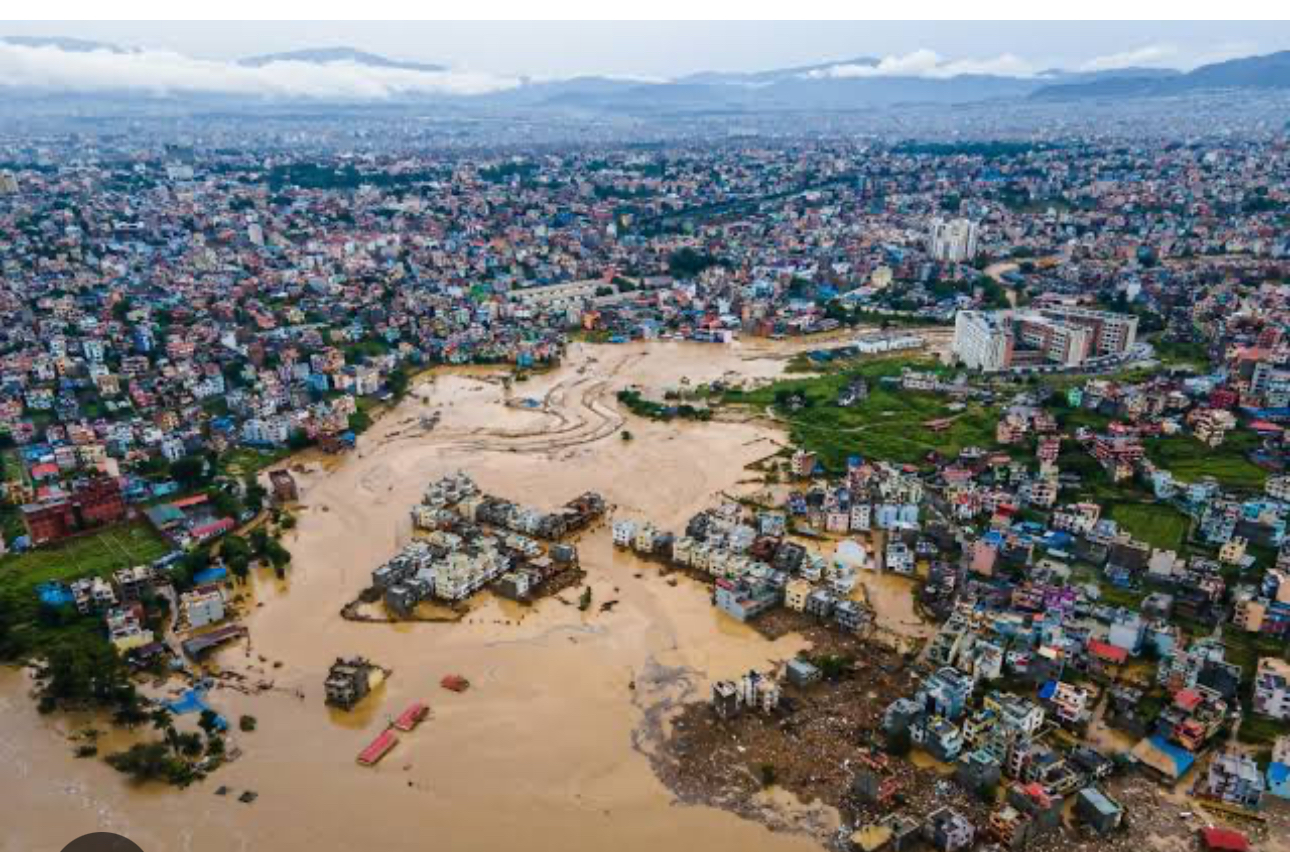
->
[1,340,864,852]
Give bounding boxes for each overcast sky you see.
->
[2,20,1288,77]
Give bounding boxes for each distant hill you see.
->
[239,46,445,73]
[677,57,881,86]
[1032,50,1290,99]
[0,35,128,53]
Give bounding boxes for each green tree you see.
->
[34,637,137,712]
[387,369,410,400]
[263,539,292,570]
[222,535,253,580]
[198,709,222,738]
[175,731,204,757]
[243,474,267,514]
[171,455,206,490]
[211,488,243,520]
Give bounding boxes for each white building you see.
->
[182,586,227,629]
[242,416,291,446]
[612,520,638,548]
[634,523,658,554]
[106,608,154,651]
[1255,657,1290,720]
[885,540,916,575]
[953,310,1013,372]
[160,437,187,463]
[927,217,980,263]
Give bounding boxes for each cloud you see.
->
[1078,44,1179,72]
[0,42,520,99]
[806,49,1037,81]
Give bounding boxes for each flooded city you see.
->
[7,31,1290,851]
[1,340,865,852]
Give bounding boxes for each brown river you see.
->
[0,339,927,852]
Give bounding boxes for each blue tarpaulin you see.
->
[36,583,74,607]
[192,566,229,585]
[1268,762,1290,798]
[165,688,228,730]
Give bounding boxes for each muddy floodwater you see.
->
[0,339,924,852]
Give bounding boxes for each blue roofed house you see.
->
[1269,762,1290,800]
[1130,734,1197,782]
[1268,737,1290,800]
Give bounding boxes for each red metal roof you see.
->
[1201,828,1248,852]
[357,730,398,766]
[393,702,429,732]
[170,494,210,508]
[192,518,235,539]
[1087,639,1128,665]
[1174,688,1203,711]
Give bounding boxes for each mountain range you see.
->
[238,46,446,73]
[3,35,1290,114]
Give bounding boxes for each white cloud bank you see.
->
[805,49,1038,81]
[0,42,521,99]
[1079,44,1180,72]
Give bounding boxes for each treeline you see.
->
[616,389,712,422]
[893,140,1066,159]
[264,163,440,191]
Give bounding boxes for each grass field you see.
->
[217,446,292,478]
[1105,502,1191,552]
[0,520,172,658]
[1151,338,1209,371]
[725,355,999,471]
[0,520,171,594]
[1145,432,1268,492]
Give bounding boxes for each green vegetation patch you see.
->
[0,521,170,659]
[726,355,997,471]
[1105,503,1191,552]
[1145,432,1267,491]
[218,446,291,478]
[0,521,169,592]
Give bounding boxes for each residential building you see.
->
[1254,657,1290,720]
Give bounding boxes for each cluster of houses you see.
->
[37,561,230,661]
[414,472,604,542]
[370,474,593,612]
[785,456,925,534]
[871,660,1134,850]
[613,502,878,634]
[728,353,1290,848]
